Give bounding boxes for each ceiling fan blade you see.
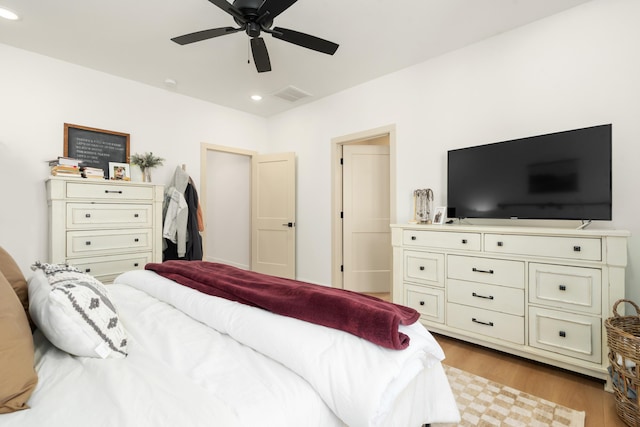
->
[171,27,242,45]
[208,0,245,22]
[251,37,272,73]
[271,27,338,55]
[257,0,298,20]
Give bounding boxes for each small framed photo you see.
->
[433,206,447,225]
[109,162,130,181]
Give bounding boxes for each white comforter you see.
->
[115,270,459,427]
[1,270,459,427]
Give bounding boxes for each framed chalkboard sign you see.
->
[64,123,130,174]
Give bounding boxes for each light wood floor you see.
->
[435,334,625,427]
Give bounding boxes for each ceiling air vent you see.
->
[272,85,312,102]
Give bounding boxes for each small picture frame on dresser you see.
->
[433,206,447,225]
[109,162,130,181]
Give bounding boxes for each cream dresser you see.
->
[391,223,630,383]
[46,177,164,283]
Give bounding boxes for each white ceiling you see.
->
[0,0,592,117]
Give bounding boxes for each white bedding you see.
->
[1,270,460,427]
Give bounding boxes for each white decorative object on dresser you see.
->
[46,177,163,283]
[391,223,630,385]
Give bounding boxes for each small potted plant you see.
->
[130,152,165,182]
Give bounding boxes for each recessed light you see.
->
[251,95,262,101]
[0,7,19,20]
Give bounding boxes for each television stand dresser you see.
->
[46,177,164,283]
[391,223,630,384]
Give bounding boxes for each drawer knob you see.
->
[559,331,567,338]
[573,246,581,252]
[105,190,123,194]
[472,292,494,300]
[419,301,425,306]
[559,284,567,291]
[411,236,417,241]
[472,267,494,274]
[472,318,494,327]
[134,238,139,242]
[497,241,504,247]
[134,263,139,267]
[419,266,425,271]
[134,213,139,218]
[85,241,91,246]
[85,213,91,218]
[461,239,467,244]
[85,268,91,273]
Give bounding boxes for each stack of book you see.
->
[48,156,81,167]
[80,166,105,179]
[49,156,82,177]
[50,166,81,177]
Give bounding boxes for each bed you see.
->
[0,250,460,427]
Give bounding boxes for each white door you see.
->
[251,152,296,279]
[343,145,391,293]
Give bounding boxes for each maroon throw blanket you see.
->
[146,261,419,350]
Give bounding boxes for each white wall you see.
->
[0,43,268,273]
[2,0,639,303]
[268,0,640,300]
[205,150,251,269]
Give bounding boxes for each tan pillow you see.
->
[0,247,29,315]
[0,271,38,413]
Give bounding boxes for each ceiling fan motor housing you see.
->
[233,0,274,35]
[233,0,264,10]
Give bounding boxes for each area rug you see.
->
[437,364,586,427]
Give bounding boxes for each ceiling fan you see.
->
[171,0,339,73]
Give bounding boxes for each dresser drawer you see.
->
[66,182,154,200]
[404,251,444,287]
[529,307,601,363]
[485,234,601,261]
[66,203,153,229]
[70,253,152,283]
[447,303,524,345]
[447,255,525,288]
[448,279,524,316]
[530,263,601,314]
[402,230,480,251]
[406,285,445,323]
[66,229,153,257]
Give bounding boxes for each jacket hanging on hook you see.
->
[162,166,203,261]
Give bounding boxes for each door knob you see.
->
[282,222,294,228]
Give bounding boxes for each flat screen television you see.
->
[447,124,612,221]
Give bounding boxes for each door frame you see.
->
[330,124,397,289]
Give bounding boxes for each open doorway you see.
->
[331,125,396,295]
[200,144,255,270]
[200,144,297,279]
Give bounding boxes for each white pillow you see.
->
[28,263,128,359]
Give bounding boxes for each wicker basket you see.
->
[605,299,640,426]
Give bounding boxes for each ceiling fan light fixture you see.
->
[0,7,19,20]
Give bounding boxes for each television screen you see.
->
[447,124,612,221]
